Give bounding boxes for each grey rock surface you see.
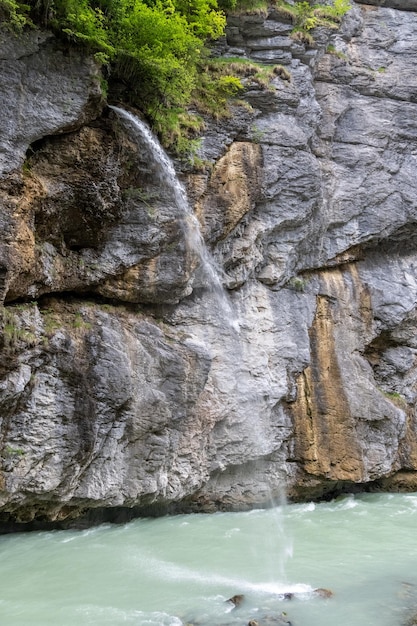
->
[0,29,103,176]
[355,0,416,10]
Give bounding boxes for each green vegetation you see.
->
[203,57,290,91]
[383,390,408,409]
[73,311,92,330]
[326,43,348,61]
[6,0,229,153]
[273,0,351,43]
[288,276,308,292]
[3,445,25,458]
[225,0,268,14]
[4,0,350,153]
[251,124,265,143]
[0,305,38,350]
[0,0,31,30]
[122,186,158,205]
[42,310,61,337]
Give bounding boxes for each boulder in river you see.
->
[227,594,245,608]
[313,588,334,598]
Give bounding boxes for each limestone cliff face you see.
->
[1,0,417,527]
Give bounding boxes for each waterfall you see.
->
[110,106,239,331]
[110,107,294,582]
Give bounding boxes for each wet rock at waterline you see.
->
[279,588,333,601]
[313,588,334,599]
[185,587,333,626]
[227,595,246,608]
[1,0,417,525]
[246,616,292,626]
[184,613,293,626]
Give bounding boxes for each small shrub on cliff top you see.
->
[5,0,349,153]
[201,57,287,97]
[0,0,31,29]
[225,0,268,15]
[271,0,351,43]
[192,65,243,118]
[6,0,226,154]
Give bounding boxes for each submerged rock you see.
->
[247,613,292,626]
[227,594,245,608]
[313,588,334,599]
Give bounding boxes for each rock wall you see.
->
[1,0,417,528]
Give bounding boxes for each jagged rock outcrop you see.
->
[1,0,417,528]
[0,29,103,176]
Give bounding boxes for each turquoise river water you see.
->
[0,493,416,626]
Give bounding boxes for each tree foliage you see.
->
[0,0,31,29]
[5,0,227,150]
[3,0,350,153]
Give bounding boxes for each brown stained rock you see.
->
[0,173,39,301]
[313,588,334,598]
[288,264,406,486]
[1,124,120,302]
[289,272,364,482]
[193,142,262,243]
[1,117,196,305]
[376,471,417,493]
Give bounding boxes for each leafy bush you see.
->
[0,0,31,29]
[270,0,351,41]
[5,0,227,152]
[224,0,268,14]
[4,0,350,153]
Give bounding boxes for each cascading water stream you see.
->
[110,106,239,331]
[110,106,292,589]
[110,105,292,594]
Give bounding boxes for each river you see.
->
[0,493,416,625]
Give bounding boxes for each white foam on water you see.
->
[129,551,312,598]
[60,535,78,544]
[335,496,358,510]
[302,501,316,512]
[76,604,182,625]
[404,494,417,508]
[246,581,313,595]
[58,524,113,543]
